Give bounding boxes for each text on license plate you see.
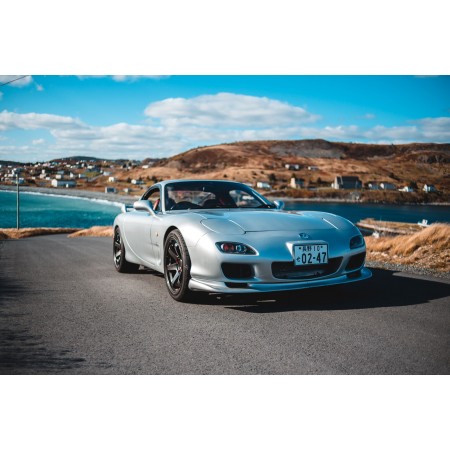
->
[293,244,328,266]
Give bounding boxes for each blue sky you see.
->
[0,75,449,162]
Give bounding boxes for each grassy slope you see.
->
[365,223,450,272]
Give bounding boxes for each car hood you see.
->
[197,210,354,233]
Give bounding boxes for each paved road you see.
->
[1,235,449,374]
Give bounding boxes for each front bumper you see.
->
[188,267,372,294]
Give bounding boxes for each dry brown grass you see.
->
[68,226,113,238]
[365,223,450,272]
[0,227,81,240]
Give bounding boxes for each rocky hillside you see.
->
[137,140,449,193]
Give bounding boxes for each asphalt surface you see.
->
[1,235,449,374]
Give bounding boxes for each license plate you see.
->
[293,244,328,266]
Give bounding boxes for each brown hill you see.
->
[153,140,450,168]
[89,140,449,201]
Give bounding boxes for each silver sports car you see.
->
[113,179,371,301]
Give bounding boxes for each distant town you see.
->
[1,139,448,203]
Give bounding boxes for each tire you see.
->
[113,226,139,273]
[164,229,194,302]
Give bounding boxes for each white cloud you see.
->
[77,75,169,82]
[297,117,450,143]
[0,75,33,87]
[1,94,449,161]
[111,75,168,82]
[364,113,375,119]
[0,110,84,132]
[144,93,320,127]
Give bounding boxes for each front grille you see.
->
[272,257,342,280]
[225,282,250,288]
[222,263,253,279]
[345,252,366,271]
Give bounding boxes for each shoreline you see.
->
[0,184,138,205]
[267,195,450,206]
[1,184,449,206]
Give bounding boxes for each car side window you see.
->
[143,188,161,212]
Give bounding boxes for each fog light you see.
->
[350,235,364,249]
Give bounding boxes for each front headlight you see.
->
[216,242,256,255]
[350,235,365,249]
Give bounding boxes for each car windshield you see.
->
[164,181,274,211]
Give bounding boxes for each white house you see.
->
[256,182,272,190]
[423,184,437,192]
[52,179,76,188]
[290,177,305,189]
[51,179,65,187]
[108,176,116,183]
[399,186,414,192]
[131,179,144,185]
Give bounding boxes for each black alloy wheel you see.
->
[164,230,193,301]
[113,226,139,273]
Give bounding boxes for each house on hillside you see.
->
[367,181,380,190]
[423,184,437,192]
[285,163,301,171]
[332,176,362,190]
[105,187,117,194]
[399,186,414,192]
[108,176,116,183]
[380,182,396,190]
[290,177,305,189]
[52,179,76,188]
[256,181,272,190]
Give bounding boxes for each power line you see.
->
[0,75,30,87]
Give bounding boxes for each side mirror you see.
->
[133,200,156,216]
[273,200,285,210]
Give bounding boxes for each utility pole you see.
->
[16,173,20,230]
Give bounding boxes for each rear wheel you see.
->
[164,230,193,302]
[113,226,139,273]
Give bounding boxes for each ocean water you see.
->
[283,201,450,225]
[0,191,122,228]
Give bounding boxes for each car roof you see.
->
[158,179,248,188]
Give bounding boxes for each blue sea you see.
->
[283,201,450,225]
[0,191,122,228]
[0,190,449,229]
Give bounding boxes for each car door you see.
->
[123,187,161,267]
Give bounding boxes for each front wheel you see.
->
[164,230,193,302]
[113,226,139,273]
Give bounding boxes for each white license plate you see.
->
[293,244,328,266]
